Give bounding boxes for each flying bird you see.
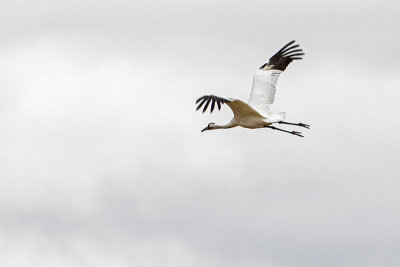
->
[196,40,309,137]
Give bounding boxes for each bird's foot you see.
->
[291,131,304,137]
[299,123,310,129]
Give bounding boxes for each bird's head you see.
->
[201,123,216,132]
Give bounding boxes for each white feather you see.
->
[248,69,282,116]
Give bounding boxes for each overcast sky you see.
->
[1,0,400,266]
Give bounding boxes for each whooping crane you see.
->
[196,40,309,137]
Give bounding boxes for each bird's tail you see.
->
[264,112,286,123]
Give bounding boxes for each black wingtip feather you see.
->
[195,95,231,113]
[285,52,305,57]
[196,97,208,110]
[217,101,221,110]
[195,96,204,104]
[281,48,303,56]
[202,98,211,113]
[260,40,305,71]
[210,99,215,113]
[278,40,296,53]
[281,50,303,58]
[281,44,300,54]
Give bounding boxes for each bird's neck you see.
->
[214,120,237,130]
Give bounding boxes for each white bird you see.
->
[196,40,309,137]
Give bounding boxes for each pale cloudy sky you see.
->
[1,0,400,266]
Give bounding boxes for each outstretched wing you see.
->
[248,40,304,115]
[259,40,304,71]
[195,95,231,113]
[196,95,264,119]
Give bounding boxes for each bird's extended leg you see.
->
[266,126,304,137]
[278,121,310,129]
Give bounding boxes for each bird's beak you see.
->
[201,126,209,132]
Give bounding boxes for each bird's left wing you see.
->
[196,95,264,119]
[195,95,231,113]
[248,40,304,115]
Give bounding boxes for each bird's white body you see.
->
[196,40,308,136]
[225,98,279,129]
[219,68,286,130]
